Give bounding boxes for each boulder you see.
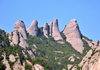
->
[63,19,84,53]
[9,54,15,62]
[27,20,38,36]
[33,64,44,70]
[14,20,27,39]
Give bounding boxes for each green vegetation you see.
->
[82,39,91,56]
[26,35,86,70]
[25,63,32,70]
[82,36,92,41]
[0,29,91,70]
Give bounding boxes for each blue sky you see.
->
[0,0,100,41]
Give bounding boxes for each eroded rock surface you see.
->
[43,23,49,38]
[63,19,84,53]
[27,20,38,36]
[14,20,27,39]
[52,19,63,40]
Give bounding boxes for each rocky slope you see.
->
[0,19,100,70]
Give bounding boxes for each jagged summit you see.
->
[1,18,100,70]
[63,19,84,53]
[27,20,38,36]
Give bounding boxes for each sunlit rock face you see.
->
[52,19,63,40]
[14,20,27,39]
[43,23,49,38]
[27,20,38,36]
[63,19,84,53]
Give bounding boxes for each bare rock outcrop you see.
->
[14,20,27,39]
[63,19,84,53]
[12,31,19,45]
[33,64,44,70]
[2,53,11,70]
[80,47,100,70]
[13,62,25,70]
[8,31,35,59]
[92,40,99,46]
[26,60,44,70]
[19,32,29,48]
[27,20,38,36]
[9,54,15,62]
[43,23,49,38]
[52,19,63,40]
[49,22,53,36]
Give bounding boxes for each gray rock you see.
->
[49,22,53,36]
[12,31,19,45]
[27,50,35,59]
[19,32,29,48]
[92,40,99,46]
[9,54,15,62]
[52,19,63,40]
[33,64,44,70]
[13,60,25,70]
[27,20,38,36]
[81,51,100,70]
[2,53,11,70]
[14,20,27,39]
[63,19,84,53]
[43,23,49,38]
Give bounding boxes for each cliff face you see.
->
[63,19,84,53]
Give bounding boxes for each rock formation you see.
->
[49,22,53,36]
[14,20,27,39]
[79,46,100,70]
[27,20,38,36]
[63,19,84,53]
[11,31,19,45]
[43,23,49,38]
[52,19,63,40]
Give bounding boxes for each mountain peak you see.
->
[63,19,84,53]
[14,20,27,39]
[27,20,38,36]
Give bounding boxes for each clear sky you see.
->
[0,0,100,41]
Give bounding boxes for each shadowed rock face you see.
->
[52,19,63,40]
[27,20,38,36]
[49,22,53,36]
[63,19,84,53]
[14,20,27,39]
[43,23,49,38]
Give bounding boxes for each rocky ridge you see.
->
[0,19,100,70]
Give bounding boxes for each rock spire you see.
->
[63,19,84,53]
[27,20,38,36]
[14,20,27,39]
[52,19,63,40]
[43,23,49,38]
